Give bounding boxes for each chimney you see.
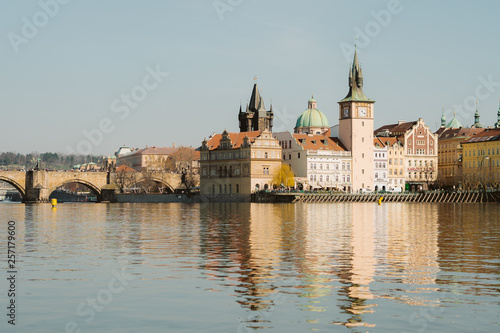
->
[398,120,406,125]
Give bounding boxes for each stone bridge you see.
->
[0,170,183,203]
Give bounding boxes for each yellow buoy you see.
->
[51,198,57,207]
[378,197,383,205]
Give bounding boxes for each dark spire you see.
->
[340,49,372,102]
[248,83,266,112]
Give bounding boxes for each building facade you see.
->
[436,127,483,188]
[273,131,352,191]
[373,138,389,191]
[375,118,438,190]
[461,129,500,189]
[200,130,282,196]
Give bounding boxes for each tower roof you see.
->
[340,49,373,103]
[296,98,329,129]
[248,83,266,112]
[473,100,482,128]
[446,114,463,128]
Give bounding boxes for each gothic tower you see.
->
[238,83,274,132]
[338,50,375,191]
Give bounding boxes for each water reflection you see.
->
[0,202,499,332]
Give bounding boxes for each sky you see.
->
[1,0,500,156]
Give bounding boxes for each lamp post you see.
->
[450,157,462,190]
[479,156,490,191]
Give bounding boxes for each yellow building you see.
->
[436,127,483,188]
[462,129,500,189]
[199,130,282,198]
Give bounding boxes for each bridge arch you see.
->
[140,177,175,193]
[49,179,102,202]
[0,176,26,198]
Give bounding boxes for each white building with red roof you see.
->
[273,131,352,191]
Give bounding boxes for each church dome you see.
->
[296,106,329,128]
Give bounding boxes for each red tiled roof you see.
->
[374,136,400,147]
[463,129,500,144]
[374,121,418,135]
[292,134,347,151]
[438,127,484,140]
[205,131,261,150]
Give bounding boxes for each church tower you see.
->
[238,83,274,132]
[338,50,375,191]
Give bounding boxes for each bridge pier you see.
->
[24,171,50,203]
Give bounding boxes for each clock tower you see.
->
[338,50,375,192]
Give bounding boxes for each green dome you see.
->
[295,107,329,128]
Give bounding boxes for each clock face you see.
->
[343,108,349,118]
[359,108,367,117]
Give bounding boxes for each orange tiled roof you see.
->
[205,131,261,150]
[292,134,347,151]
[374,136,400,147]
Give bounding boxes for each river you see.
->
[0,202,499,332]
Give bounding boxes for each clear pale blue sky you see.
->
[1,0,500,155]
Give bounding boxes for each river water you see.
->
[0,202,499,332]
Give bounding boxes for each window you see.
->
[213,184,215,193]
[289,154,291,160]
[229,184,232,193]
[224,184,227,193]
[283,154,286,160]
[236,184,239,193]
[265,152,268,158]
[319,175,323,182]
[326,175,329,181]
[219,184,222,193]
[202,168,207,176]
[298,153,301,159]
[263,167,269,174]
[389,159,392,165]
